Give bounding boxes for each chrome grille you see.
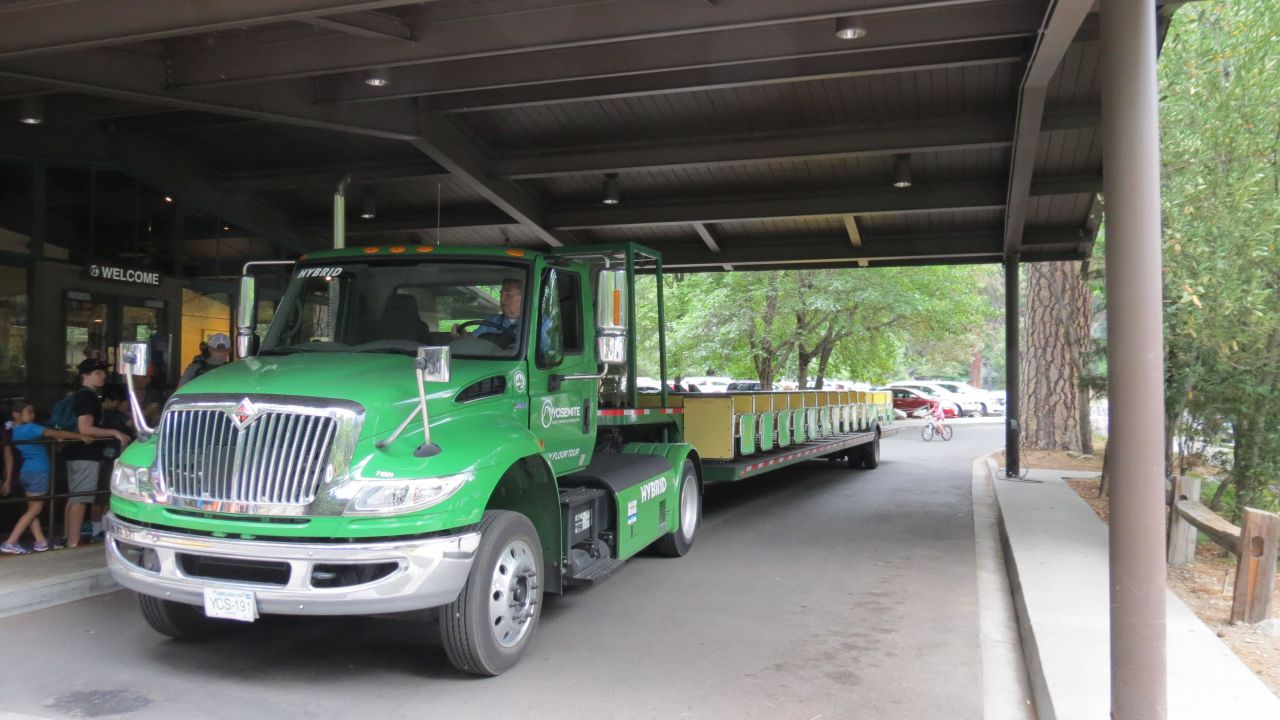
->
[160,408,339,507]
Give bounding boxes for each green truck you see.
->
[107,241,893,675]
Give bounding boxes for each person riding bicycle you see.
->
[921,401,953,441]
[928,401,947,429]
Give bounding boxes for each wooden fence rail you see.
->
[1166,475,1279,624]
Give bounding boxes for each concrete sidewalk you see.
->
[988,459,1280,718]
[0,543,117,618]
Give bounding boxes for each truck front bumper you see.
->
[106,513,480,616]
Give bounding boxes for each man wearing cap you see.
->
[63,359,130,547]
[178,333,232,387]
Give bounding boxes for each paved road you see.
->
[0,423,1004,720]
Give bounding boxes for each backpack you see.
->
[50,391,79,431]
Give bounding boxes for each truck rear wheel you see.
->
[138,594,227,640]
[440,510,543,676]
[850,432,880,469]
[654,460,700,557]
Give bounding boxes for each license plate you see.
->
[203,588,258,622]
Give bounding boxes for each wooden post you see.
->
[1167,476,1201,565]
[1230,508,1279,625]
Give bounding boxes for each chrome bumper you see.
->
[106,513,480,616]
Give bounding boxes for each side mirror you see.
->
[116,342,156,437]
[117,342,149,376]
[236,275,256,358]
[597,334,625,365]
[416,346,450,383]
[596,269,628,332]
[595,268,628,365]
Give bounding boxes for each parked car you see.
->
[637,376,687,393]
[929,380,1005,416]
[888,381,975,417]
[727,380,763,391]
[682,376,732,393]
[881,386,948,418]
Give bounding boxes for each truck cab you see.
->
[107,243,701,676]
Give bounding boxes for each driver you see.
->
[452,278,524,340]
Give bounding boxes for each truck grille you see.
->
[159,408,339,507]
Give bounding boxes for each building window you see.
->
[0,265,28,384]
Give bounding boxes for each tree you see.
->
[1158,2,1280,515]
[651,264,997,389]
[1021,260,1094,453]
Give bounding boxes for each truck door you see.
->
[528,267,596,475]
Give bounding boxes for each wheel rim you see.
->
[488,538,539,648]
[679,471,699,542]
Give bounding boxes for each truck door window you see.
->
[536,269,564,367]
[558,272,583,354]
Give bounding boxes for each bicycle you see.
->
[920,411,953,442]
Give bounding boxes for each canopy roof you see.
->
[0,0,1183,272]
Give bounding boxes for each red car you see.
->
[885,387,954,418]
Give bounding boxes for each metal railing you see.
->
[1,436,116,545]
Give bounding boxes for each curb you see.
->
[0,566,119,619]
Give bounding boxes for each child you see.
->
[1,400,93,554]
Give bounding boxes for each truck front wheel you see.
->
[440,511,543,676]
[138,594,228,640]
[654,460,700,557]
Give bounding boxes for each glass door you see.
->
[65,293,110,377]
[118,299,170,395]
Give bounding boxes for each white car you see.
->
[929,381,1006,416]
[681,376,732,393]
[888,381,979,417]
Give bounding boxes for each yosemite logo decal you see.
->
[540,398,583,428]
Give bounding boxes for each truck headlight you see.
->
[345,471,473,516]
[111,463,152,502]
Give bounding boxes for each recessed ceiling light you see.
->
[835,16,867,40]
[364,67,391,87]
[893,154,912,189]
[18,96,43,125]
[602,173,621,205]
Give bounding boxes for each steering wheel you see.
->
[455,319,517,348]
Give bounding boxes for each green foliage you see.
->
[1159,3,1280,515]
[640,264,999,388]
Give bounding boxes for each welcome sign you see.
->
[86,262,161,287]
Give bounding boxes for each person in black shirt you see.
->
[63,359,129,548]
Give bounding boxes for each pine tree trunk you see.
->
[1022,262,1089,451]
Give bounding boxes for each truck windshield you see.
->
[259,260,529,359]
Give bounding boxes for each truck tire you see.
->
[654,460,700,557]
[851,431,880,469]
[138,594,226,641]
[440,510,543,676]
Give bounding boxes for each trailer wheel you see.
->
[440,510,543,676]
[654,460,700,557]
[851,431,881,469]
[138,594,227,641]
